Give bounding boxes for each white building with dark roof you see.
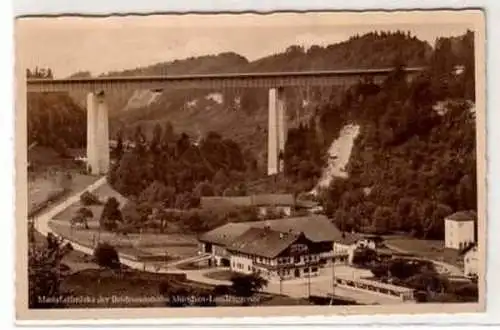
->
[226,227,322,280]
[199,194,296,218]
[198,214,343,267]
[444,210,477,250]
[463,243,479,278]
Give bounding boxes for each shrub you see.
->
[230,273,268,297]
[452,283,478,301]
[414,290,428,302]
[80,191,101,206]
[93,243,120,269]
[213,284,231,296]
[370,263,389,278]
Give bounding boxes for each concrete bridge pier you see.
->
[86,91,110,175]
[267,87,287,176]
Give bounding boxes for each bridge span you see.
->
[26,67,425,176]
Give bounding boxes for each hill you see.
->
[27,92,86,156]
[27,30,468,180]
[106,30,433,169]
[310,30,477,240]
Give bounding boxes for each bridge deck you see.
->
[26,67,424,93]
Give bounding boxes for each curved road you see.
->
[383,242,463,277]
[32,176,231,286]
[32,178,416,304]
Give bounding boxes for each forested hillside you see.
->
[27,31,432,164]
[308,30,477,240]
[27,92,86,155]
[27,30,477,237]
[109,31,433,168]
[27,67,86,159]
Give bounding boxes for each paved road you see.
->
[384,242,463,276]
[33,178,412,304]
[32,177,231,286]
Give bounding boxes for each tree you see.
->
[71,207,93,229]
[452,283,478,302]
[100,197,123,231]
[388,259,432,281]
[161,121,176,148]
[159,282,193,307]
[29,233,73,308]
[80,191,101,206]
[370,262,389,278]
[404,271,449,294]
[351,247,378,266]
[193,181,216,197]
[150,123,163,153]
[372,206,393,234]
[114,129,124,161]
[93,243,120,269]
[230,273,268,298]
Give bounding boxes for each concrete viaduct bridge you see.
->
[27,67,424,176]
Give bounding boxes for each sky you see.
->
[15,12,475,78]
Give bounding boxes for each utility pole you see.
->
[330,255,336,305]
[307,259,311,298]
[279,274,283,295]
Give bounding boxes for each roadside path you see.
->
[32,177,231,286]
[383,242,463,276]
[33,178,412,303]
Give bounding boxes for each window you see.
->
[312,267,318,272]
[304,267,309,273]
[248,265,251,271]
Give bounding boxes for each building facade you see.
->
[444,211,477,250]
[199,194,296,219]
[199,214,343,266]
[198,222,250,267]
[463,244,479,278]
[227,228,322,280]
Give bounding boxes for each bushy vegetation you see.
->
[119,200,259,234]
[230,273,268,298]
[93,243,120,269]
[99,197,123,231]
[29,30,476,241]
[80,191,101,206]
[369,257,478,303]
[316,30,476,239]
[27,66,85,156]
[108,125,251,199]
[28,233,73,308]
[105,122,260,233]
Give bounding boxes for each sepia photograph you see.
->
[15,9,486,321]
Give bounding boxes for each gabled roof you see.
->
[198,214,342,246]
[295,199,320,209]
[249,215,342,243]
[460,242,477,256]
[226,227,303,258]
[446,210,477,222]
[199,196,252,209]
[336,232,363,245]
[198,222,251,246]
[199,194,296,209]
[251,194,295,206]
